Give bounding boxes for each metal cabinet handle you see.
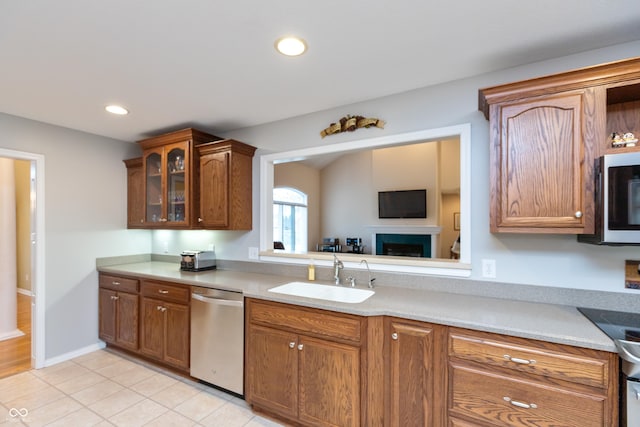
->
[575,211,583,218]
[111,295,119,301]
[503,396,537,409]
[112,281,120,286]
[198,218,203,223]
[158,290,169,294]
[504,354,535,365]
[156,305,163,311]
[391,332,398,340]
[297,344,304,351]
[159,218,167,222]
[289,342,296,349]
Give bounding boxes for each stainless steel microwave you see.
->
[579,151,640,245]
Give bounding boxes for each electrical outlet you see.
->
[248,247,259,260]
[482,259,496,278]
[163,241,169,254]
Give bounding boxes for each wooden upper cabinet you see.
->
[487,90,596,233]
[197,139,256,230]
[136,128,220,229]
[480,57,640,234]
[124,130,256,230]
[123,158,144,228]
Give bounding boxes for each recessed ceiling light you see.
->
[275,36,307,56]
[105,105,129,115]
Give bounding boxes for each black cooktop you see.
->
[578,307,640,342]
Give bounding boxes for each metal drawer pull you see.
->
[391,332,398,340]
[158,289,169,294]
[157,305,162,311]
[112,281,120,285]
[111,295,118,301]
[504,354,535,365]
[297,344,304,351]
[575,211,583,218]
[504,397,537,409]
[289,342,295,349]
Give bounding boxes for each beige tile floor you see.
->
[0,349,285,427]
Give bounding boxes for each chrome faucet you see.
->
[360,259,375,289]
[333,253,343,285]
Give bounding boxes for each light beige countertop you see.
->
[97,261,616,353]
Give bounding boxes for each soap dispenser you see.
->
[308,259,316,281]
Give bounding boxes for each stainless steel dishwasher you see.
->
[190,286,244,395]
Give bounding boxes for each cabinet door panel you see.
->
[163,301,189,370]
[246,325,299,419]
[116,292,139,351]
[491,92,592,233]
[199,151,229,228]
[139,297,164,360]
[388,320,434,427]
[298,336,360,427]
[98,289,117,344]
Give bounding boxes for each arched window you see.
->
[273,187,308,252]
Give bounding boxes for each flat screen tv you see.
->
[378,189,427,219]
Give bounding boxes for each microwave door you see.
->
[629,179,640,226]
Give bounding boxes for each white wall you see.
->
[0,113,151,360]
[216,39,640,293]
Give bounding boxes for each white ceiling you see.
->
[2,1,640,144]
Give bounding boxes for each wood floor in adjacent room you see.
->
[0,293,31,379]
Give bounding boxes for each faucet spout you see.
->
[333,253,343,285]
[360,259,375,289]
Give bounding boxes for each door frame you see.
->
[0,148,45,369]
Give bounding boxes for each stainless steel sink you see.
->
[268,282,375,304]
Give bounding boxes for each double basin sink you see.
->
[268,281,374,304]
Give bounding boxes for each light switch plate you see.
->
[248,247,259,260]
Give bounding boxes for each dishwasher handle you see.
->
[192,292,243,307]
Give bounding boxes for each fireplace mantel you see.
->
[364,224,442,235]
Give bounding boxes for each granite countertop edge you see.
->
[97,261,617,353]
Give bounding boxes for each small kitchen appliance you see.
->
[578,151,640,245]
[180,250,216,271]
[578,307,640,426]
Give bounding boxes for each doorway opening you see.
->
[0,148,45,375]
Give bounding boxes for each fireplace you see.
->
[375,233,431,258]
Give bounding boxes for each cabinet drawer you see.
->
[141,281,190,304]
[449,363,606,427]
[448,330,610,389]
[99,274,138,293]
[248,299,362,344]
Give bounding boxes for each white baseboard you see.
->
[43,342,106,368]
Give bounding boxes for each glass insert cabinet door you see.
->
[166,146,186,223]
[143,143,189,225]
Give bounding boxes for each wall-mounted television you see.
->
[378,189,427,219]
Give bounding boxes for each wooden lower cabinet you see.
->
[139,281,191,370]
[98,288,139,351]
[98,274,139,351]
[447,327,618,427]
[98,273,190,373]
[245,298,364,427]
[386,318,446,427]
